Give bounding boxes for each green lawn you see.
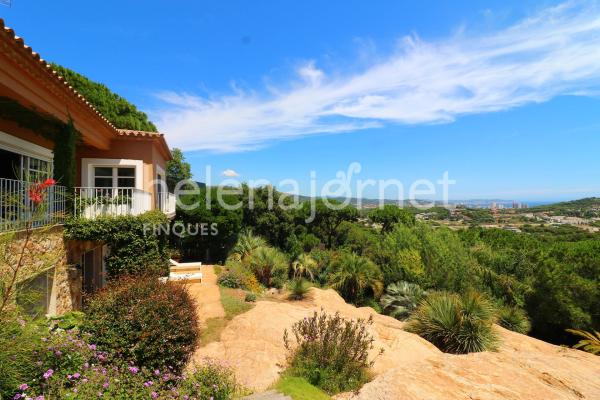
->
[274,376,331,400]
[199,287,254,346]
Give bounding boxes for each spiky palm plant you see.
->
[406,291,499,354]
[249,246,288,288]
[230,229,267,264]
[327,252,383,303]
[498,306,531,334]
[566,329,600,355]
[288,278,311,300]
[291,254,318,281]
[380,281,427,320]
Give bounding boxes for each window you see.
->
[94,167,136,188]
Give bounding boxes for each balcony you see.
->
[0,177,67,232]
[74,187,176,219]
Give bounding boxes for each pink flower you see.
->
[102,381,109,389]
[128,366,139,374]
[144,381,153,387]
[42,369,53,380]
[151,392,158,399]
[18,384,28,391]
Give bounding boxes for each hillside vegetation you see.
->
[51,64,157,132]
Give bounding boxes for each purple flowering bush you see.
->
[82,274,199,373]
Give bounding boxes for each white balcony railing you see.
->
[157,191,176,216]
[0,177,67,232]
[74,187,152,219]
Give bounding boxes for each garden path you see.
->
[187,265,225,323]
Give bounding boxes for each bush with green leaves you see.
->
[406,291,499,354]
[380,281,427,321]
[82,274,199,373]
[283,310,382,394]
[0,316,44,398]
[217,270,244,288]
[287,278,311,300]
[498,305,531,334]
[245,292,257,302]
[64,211,170,277]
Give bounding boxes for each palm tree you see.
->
[327,252,383,303]
[291,253,318,281]
[229,229,266,264]
[249,246,288,287]
[566,329,600,355]
[380,281,427,320]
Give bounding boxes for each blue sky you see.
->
[3,0,600,201]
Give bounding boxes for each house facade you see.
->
[0,19,175,314]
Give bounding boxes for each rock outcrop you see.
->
[195,288,600,399]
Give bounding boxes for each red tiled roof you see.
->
[1,18,119,133]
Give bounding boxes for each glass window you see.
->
[93,166,136,188]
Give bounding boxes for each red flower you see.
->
[43,178,56,187]
[28,178,55,206]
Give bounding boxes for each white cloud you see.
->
[221,169,240,177]
[153,2,600,153]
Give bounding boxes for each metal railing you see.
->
[74,187,151,219]
[0,178,67,232]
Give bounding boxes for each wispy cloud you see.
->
[221,169,240,177]
[153,2,600,153]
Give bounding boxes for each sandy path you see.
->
[186,265,225,323]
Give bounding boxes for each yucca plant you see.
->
[291,254,318,281]
[406,291,499,354]
[566,329,600,355]
[288,278,311,300]
[498,305,531,334]
[379,281,426,320]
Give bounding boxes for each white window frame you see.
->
[0,130,53,180]
[81,158,143,190]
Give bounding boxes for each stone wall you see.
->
[1,226,82,316]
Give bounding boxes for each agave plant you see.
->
[229,229,267,263]
[566,329,600,355]
[498,306,531,334]
[406,291,499,354]
[291,253,318,281]
[379,281,426,321]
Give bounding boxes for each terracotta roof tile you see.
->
[1,18,118,133]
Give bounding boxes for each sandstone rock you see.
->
[195,287,600,399]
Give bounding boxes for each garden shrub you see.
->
[245,292,257,302]
[498,305,531,334]
[179,360,244,399]
[406,291,499,354]
[283,310,382,394]
[287,278,310,300]
[82,274,199,373]
[217,270,244,288]
[0,316,44,398]
[380,281,427,320]
[64,211,169,277]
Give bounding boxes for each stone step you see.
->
[241,390,292,400]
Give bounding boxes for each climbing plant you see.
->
[0,97,79,189]
[64,211,170,277]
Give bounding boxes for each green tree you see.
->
[369,205,415,233]
[327,251,383,303]
[167,148,192,191]
[302,200,358,248]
